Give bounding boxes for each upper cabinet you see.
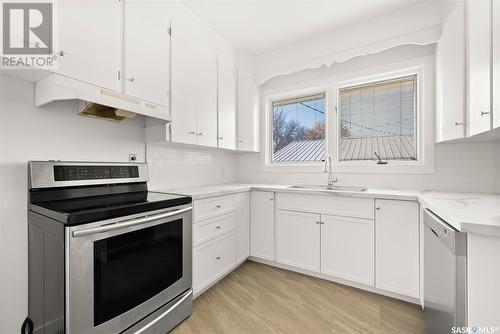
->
[54,0,121,92]
[123,0,170,107]
[436,3,465,142]
[437,0,496,141]
[493,0,500,129]
[170,17,218,148]
[217,53,237,150]
[466,0,492,136]
[237,69,260,152]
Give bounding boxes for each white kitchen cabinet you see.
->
[250,191,275,261]
[321,215,374,286]
[237,69,259,152]
[217,54,237,150]
[375,200,419,298]
[436,3,466,142]
[276,210,320,272]
[123,0,170,108]
[193,232,236,295]
[171,20,218,147]
[493,0,500,129]
[235,192,250,264]
[466,0,492,136]
[53,0,121,91]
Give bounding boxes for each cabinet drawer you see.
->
[276,193,374,220]
[194,195,234,222]
[193,232,236,294]
[193,212,235,246]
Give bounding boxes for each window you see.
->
[271,93,326,163]
[338,75,417,162]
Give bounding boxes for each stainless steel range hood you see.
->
[35,73,171,121]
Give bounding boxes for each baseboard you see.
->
[248,256,421,305]
[194,258,249,299]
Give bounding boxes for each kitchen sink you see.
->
[288,184,367,192]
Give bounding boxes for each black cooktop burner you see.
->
[30,190,191,225]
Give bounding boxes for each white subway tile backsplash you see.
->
[146,143,237,190]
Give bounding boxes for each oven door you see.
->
[66,204,192,334]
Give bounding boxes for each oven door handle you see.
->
[72,206,192,238]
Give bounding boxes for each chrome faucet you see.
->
[323,154,338,186]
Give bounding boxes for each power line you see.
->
[341,119,399,136]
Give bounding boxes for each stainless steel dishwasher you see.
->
[423,209,467,334]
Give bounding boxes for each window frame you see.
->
[264,86,330,169]
[329,63,434,173]
[261,54,435,174]
[335,72,419,163]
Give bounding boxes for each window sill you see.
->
[261,160,434,174]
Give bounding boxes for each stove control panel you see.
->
[54,165,139,181]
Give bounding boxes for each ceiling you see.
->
[181,0,424,55]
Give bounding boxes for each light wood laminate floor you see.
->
[173,261,426,334]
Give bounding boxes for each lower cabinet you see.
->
[236,192,250,264]
[321,215,374,286]
[375,199,419,298]
[193,232,236,295]
[276,210,320,272]
[250,191,275,261]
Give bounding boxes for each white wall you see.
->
[254,0,457,84]
[0,75,147,333]
[237,142,498,193]
[146,143,237,190]
[237,44,499,194]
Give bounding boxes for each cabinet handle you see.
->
[269,198,273,201]
[128,77,135,83]
[216,256,221,261]
[57,50,65,57]
[481,111,490,116]
[315,221,320,224]
[320,221,324,225]
[375,207,380,210]
[215,204,221,208]
[453,122,463,126]
[188,131,196,135]
[196,132,203,136]
[215,225,222,230]
[218,136,224,140]
[238,139,243,143]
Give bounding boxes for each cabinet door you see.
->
[194,46,218,148]
[193,232,236,295]
[54,0,120,91]
[124,0,170,108]
[236,192,250,264]
[170,20,198,145]
[436,4,466,142]
[467,0,492,136]
[321,215,374,286]
[276,210,320,272]
[493,0,500,129]
[237,69,259,152]
[250,191,274,261]
[375,200,419,298]
[217,54,237,150]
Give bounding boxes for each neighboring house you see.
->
[273,135,415,162]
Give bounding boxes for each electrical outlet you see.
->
[129,154,138,162]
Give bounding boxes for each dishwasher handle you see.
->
[423,209,466,256]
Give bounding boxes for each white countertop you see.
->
[418,192,500,237]
[155,183,500,237]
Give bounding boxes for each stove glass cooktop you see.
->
[31,191,191,225]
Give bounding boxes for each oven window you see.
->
[94,219,183,326]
